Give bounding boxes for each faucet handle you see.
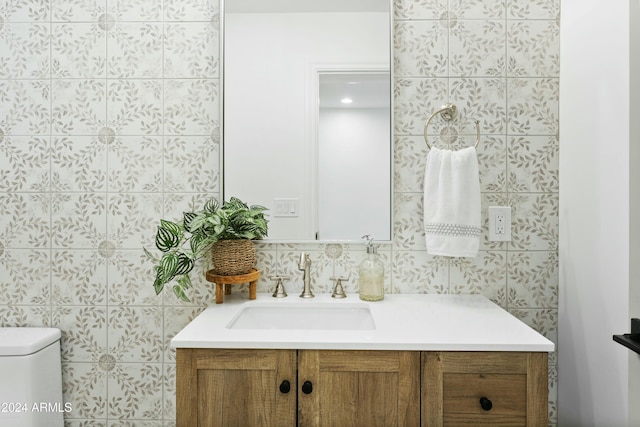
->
[298,252,310,268]
[330,276,349,299]
[269,276,290,298]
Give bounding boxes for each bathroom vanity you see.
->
[171,294,554,426]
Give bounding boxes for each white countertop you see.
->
[171,293,555,352]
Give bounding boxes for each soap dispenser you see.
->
[359,235,384,301]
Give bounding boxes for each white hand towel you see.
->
[423,146,481,257]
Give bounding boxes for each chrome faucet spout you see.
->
[298,252,314,298]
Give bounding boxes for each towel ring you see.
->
[423,103,481,149]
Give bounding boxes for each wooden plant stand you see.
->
[205,268,260,304]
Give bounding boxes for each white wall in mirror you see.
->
[318,73,390,240]
[223,1,391,242]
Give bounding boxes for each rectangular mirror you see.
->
[223,0,392,242]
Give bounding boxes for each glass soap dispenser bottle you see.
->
[359,235,384,301]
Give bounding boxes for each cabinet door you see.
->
[422,352,547,427]
[176,348,296,427]
[298,350,420,427]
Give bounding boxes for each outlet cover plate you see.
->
[488,206,512,241]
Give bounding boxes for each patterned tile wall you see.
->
[0,0,559,425]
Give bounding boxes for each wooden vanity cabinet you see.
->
[422,351,548,426]
[176,349,420,427]
[297,350,420,426]
[176,349,547,427]
[176,348,297,426]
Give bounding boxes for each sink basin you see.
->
[226,302,375,330]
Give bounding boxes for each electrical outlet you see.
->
[488,206,511,241]
[495,214,505,234]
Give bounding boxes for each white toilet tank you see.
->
[0,327,64,427]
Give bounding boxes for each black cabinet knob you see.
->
[479,397,493,411]
[302,381,313,394]
[279,380,291,394]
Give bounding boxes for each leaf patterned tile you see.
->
[507,78,559,135]
[53,305,108,362]
[107,80,163,135]
[163,306,203,363]
[107,22,162,78]
[255,247,277,293]
[509,193,558,251]
[107,136,162,192]
[108,250,159,305]
[476,134,506,192]
[164,79,219,135]
[52,0,107,22]
[0,79,50,135]
[161,193,217,221]
[450,0,505,19]
[108,194,162,250]
[52,79,106,135]
[507,251,558,309]
[508,0,560,20]
[52,135,107,192]
[450,250,507,306]
[394,20,448,78]
[66,420,108,427]
[393,192,426,251]
[108,421,165,427]
[0,249,50,305]
[164,0,218,22]
[51,249,107,305]
[394,136,428,193]
[164,22,219,78]
[51,193,107,249]
[548,364,558,421]
[450,20,506,77]
[108,306,163,363]
[0,303,51,326]
[508,20,560,77]
[51,23,106,78]
[108,0,162,21]
[0,192,50,248]
[1,0,50,22]
[393,78,448,135]
[508,135,559,193]
[62,362,108,421]
[391,250,449,294]
[164,135,219,193]
[393,0,447,20]
[0,23,50,78]
[162,363,176,422]
[449,78,507,134]
[0,135,50,191]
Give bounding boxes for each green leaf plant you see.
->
[145,197,268,302]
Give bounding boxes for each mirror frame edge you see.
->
[219,0,395,245]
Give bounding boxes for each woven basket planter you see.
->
[211,239,256,276]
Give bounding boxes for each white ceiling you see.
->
[225,0,388,13]
[319,73,390,109]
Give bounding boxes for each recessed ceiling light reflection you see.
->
[341,98,353,104]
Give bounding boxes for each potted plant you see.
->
[145,197,268,301]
